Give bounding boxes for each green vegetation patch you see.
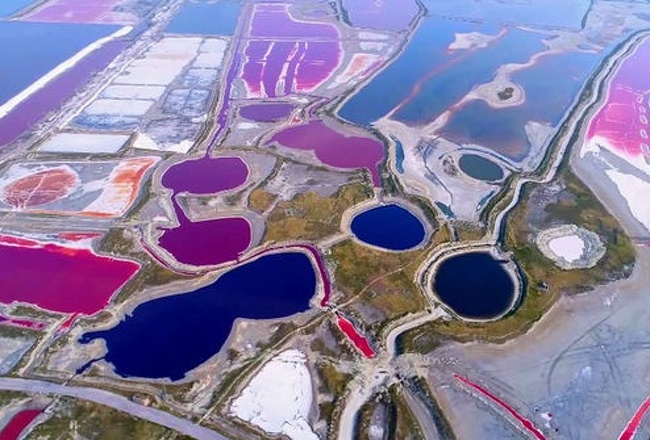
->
[413,167,635,344]
[264,183,372,242]
[386,384,424,440]
[28,397,189,440]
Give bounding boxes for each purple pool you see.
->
[250,4,338,39]
[342,0,420,32]
[161,156,249,195]
[241,4,341,97]
[158,200,252,267]
[269,120,384,186]
[239,103,294,122]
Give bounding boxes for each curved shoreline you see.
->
[422,246,522,322]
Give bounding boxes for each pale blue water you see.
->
[0,21,119,106]
[0,0,35,18]
[166,0,241,35]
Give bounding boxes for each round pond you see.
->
[350,204,426,251]
[433,252,516,320]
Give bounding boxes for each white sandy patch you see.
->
[449,31,500,51]
[0,26,133,119]
[359,42,387,52]
[193,52,225,69]
[606,169,650,231]
[83,98,154,116]
[147,37,202,59]
[39,133,129,154]
[359,31,389,40]
[132,132,194,153]
[199,38,228,53]
[582,135,650,176]
[548,234,585,262]
[115,59,190,86]
[101,85,166,100]
[230,350,318,440]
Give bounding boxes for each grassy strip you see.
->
[405,167,635,344]
[263,182,372,243]
[28,396,192,440]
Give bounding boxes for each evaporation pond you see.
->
[458,154,504,182]
[80,252,317,381]
[0,21,119,106]
[351,204,426,251]
[434,252,515,320]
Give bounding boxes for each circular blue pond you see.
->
[458,154,504,182]
[351,204,426,251]
[433,252,515,320]
[80,252,316,381]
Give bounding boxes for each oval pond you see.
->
[434,252,516,320]
[458,154,504,182]
[351,204,426,251]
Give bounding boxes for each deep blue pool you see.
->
[80,252,316,381]
[351,204,426,251]
[434,252,515,320]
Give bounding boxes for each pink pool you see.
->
[0,234,139,315]
[586,36,650,167]
[23,0,134,24]
[269,120,384,186]
[336,314,376,358]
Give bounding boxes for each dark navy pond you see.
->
[351,204,426,251]
[80,252,316,381]
[434,252,515,320]
[458,154,504,182]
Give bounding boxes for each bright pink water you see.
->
[270,120,384,186]
[0,234,139,315]
[336,314,376,358]
[586,36,650,161]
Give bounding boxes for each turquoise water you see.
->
[0,0,35,18]
[0,21,119,106]
[338,18,544,126]
[166,0,241,35]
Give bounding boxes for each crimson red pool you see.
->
[0,409,41,440]
[0,234,139,315]
[618,392,650,440]
[336,314,375,358]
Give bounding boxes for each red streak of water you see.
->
[617,393,650,440]
[336,314,376,358]
[453,374,546,440]
[0,409,41,440]
[0,315,47,331]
